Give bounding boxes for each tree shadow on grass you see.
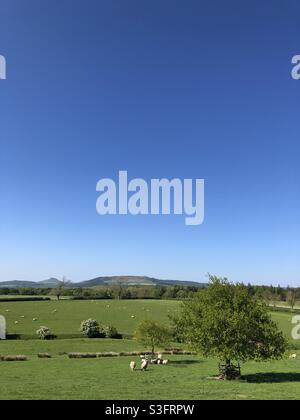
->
[171,360,202,365]
[243,372,300,384]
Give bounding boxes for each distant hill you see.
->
[0,278,61,288]
[76,276,159,287]
[0,276,206,289]
[39,278,61,286]
[76,276,206,288]
[0,280,40,288]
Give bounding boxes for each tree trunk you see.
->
[151,340,155,355]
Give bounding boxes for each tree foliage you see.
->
[174,276,287,366]
[134,319,171,354]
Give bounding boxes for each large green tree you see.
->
[174,275,287,379]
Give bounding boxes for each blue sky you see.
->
[0,0,299,285]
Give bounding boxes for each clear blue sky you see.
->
[0,0,299,285]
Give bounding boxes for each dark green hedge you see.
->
[0,297,51,302]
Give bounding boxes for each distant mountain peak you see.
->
[39,278,61,285]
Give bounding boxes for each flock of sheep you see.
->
[130,353,169,371]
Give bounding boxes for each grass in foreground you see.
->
[0,339,299,400]
[0,299,300,400]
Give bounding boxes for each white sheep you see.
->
[290,354,297,359]
[157,359,162,365]
[141,359,148,371]
[14,321,19,324]
[157,353,163,360]
[162,359,169,365]
[130,361,136,371]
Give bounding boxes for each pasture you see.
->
[0,299,300,400]
[0,299,179,339]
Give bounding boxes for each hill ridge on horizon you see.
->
[0,275,207,289]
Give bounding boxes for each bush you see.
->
[36,326,53,340]
[103,325,122,339]
[80,319,104,338]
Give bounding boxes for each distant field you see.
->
[0,299,300,400]
[0,299,179,339]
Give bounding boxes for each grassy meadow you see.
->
[0,299,300,400]
[0,299,179,339]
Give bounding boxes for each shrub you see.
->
[80,319,104,338]
[103,325,122,339]
[36,326,52,340]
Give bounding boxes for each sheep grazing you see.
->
[141,359,148,371]
[157,353,163,360]
[130,361,136,371]
[33,318,37,321]
[290,354,297,359]
[162,359,169,365]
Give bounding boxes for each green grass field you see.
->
[0,299,179,339]
[0,299,300,400]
